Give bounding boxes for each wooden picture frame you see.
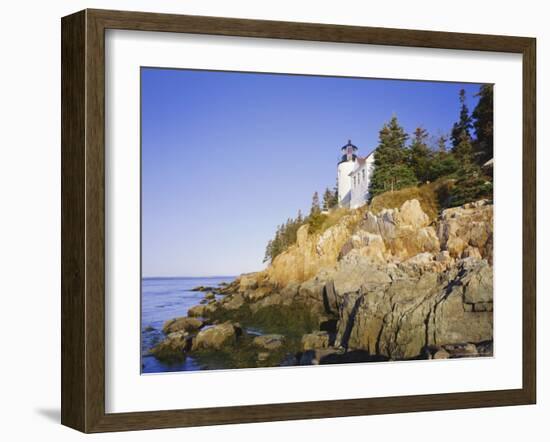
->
[61,8,536,433]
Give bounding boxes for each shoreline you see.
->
[144,197,494,373]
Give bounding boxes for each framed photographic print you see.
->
[61,9,536,433]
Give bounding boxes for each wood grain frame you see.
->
[61,9,536,433]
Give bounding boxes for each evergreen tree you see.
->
[263,239,273,263]
[322,187,333,211]
[472,84,494,164]
[409,127,432,183]
[450,89,476,166]
[264,217,297,262]
[453,130,475,164]
[264,200,330,262]
[428,135,459,179]
[369,115,417,198]
[437,134,447,153]
[310,191,321,215]
[449,162,493,207]
[331,185,339,208]
[320,186,339,210]
[451,89,473,149]
[267,225,282,261]
[307,190,327,232]
[448,89,492,206]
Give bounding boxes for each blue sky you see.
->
[141,68,483,277]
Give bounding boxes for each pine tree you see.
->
[322,187,333,211]
[472,84,494,164]
[320,186,339,210]
[451,89,473,149]
[428,135,459,179]
[453,131,475,164]
[449,89,492,206]
[264,213,304,262]
[263,239,273,263]
[331,185,339,208]
[449,162,493,207]
[409,127,432,183]
[437,134,447,153]
[369,115,417,198]
[310,191,321,215]
[267,225,282,262]
[449,89,476,166]
[306,190,328,232]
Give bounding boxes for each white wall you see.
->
[350,154,375,209]
[0,0,547,441]
[338,160,355,206]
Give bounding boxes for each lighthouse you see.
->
[337,140,358,207]
[337,140,375,209]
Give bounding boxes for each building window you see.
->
[362,169,365,181]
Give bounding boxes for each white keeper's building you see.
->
[337,140,375,209]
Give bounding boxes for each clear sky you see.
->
[141,68,483,277]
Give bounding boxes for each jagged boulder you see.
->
[340,231,387,262]
[187,304,208,317]
[301,331,330,350]
[360,199,440,260]
[296,268,336,313]
[431,347,450,359]
[462,258,493,305]
[248,284,300,313]
[352,270,439,358]
[429,259,493,346]
[191,322,242,351]
[245,286,273,302]
[162,317,204,334]
[332,254,392,297]
[150,331,192,361]
[187,301,220,317]
[238,272,260,292]
[249,293,285,313]
[437,200,493,262]
[331,255,493,360]
[221,293,245,310]
[397,199,431,228]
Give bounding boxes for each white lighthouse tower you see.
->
[337,140,358,207]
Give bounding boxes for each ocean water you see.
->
[141,276,235,374]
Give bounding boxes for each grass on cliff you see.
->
[308,207,354,234]
[369,178,455,221]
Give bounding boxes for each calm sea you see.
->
[141,276,235,374]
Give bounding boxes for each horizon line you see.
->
[142,275,239,280]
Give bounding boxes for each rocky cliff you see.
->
[152,198,494,367]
